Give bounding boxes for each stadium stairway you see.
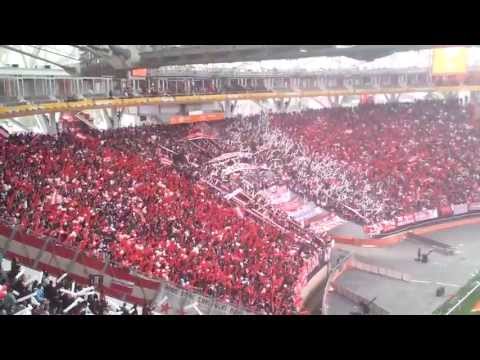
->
[74,112,97,130]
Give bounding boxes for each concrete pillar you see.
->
[328,96,342,107]
[384,94,400,103]
[48,112,58,135]
[115,108,125,128]
[254,100,268,112]
[38,115,50,134]
[313,97,327,108]
[274,99,285,112]
[102,108,114,129]
[224,100,237,117]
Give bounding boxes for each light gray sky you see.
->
[1,46,479,71]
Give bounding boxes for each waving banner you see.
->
[207,152,253,164]
[185,131,218,141]
[225,188,243,200]
[170,112,224,125]
[222,163,269,176]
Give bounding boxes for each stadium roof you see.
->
[139,45,449,65]
[75,45,459,74]
[0,45,472,75]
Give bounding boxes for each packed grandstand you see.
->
[1,45,480,316]
[2,97,480,315]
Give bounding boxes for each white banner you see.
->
[287,203,317,221]
[396,213,416,227]
[469,202,480,212]
[380,219,397,232]
[363,223,383,236]
[426,208,439,219]
[265,190,294,205]
[225,188,243,200]
[310,215,346,233]
[294,207,325,223]
[414,209,438,222]
[208,152,252,164]
[222,163,268,176]
[452,203,468,215]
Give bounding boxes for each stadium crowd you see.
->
[0,256,143,315]
[167,99,480,226]
[2,98,475,314]
[0,123,326,314]
[268,99,480,224]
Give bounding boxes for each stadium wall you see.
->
[321,253,353,314]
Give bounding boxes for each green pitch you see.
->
[433,272,480,315]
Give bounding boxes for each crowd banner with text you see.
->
[170,112,224,125]
[469,202,480,212]
[414,209,438,223]
[362,200,480,238]
[452,203,468,215]
[396,213,416,227]
[380,219,397,233]
[363,223,384,236]
[310,215,346,233]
